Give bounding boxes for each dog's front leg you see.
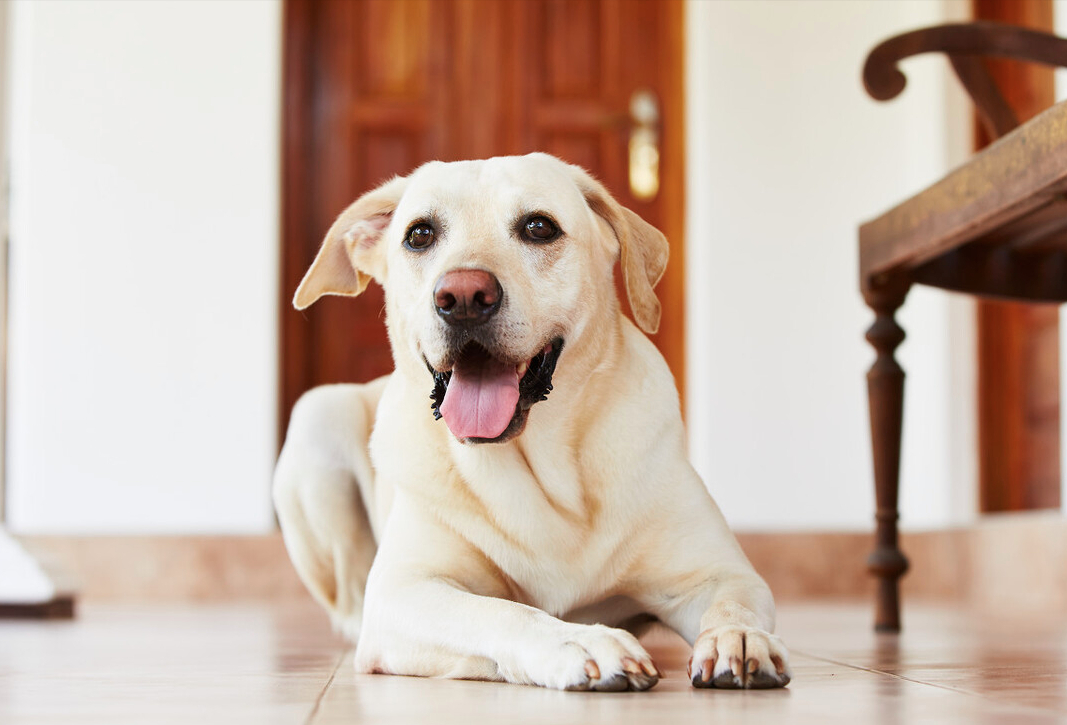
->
[354,498,659,691]
[681,573,791,689]
[635,486,792,689]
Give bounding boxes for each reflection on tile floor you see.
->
[1,601,1066,724]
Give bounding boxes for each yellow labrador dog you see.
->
[274,153,790,691]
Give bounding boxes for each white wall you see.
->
[685,0,975,531]
[5,0,282,533]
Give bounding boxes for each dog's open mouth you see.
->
[427,338,563,443]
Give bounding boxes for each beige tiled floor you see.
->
[2,601,1067,724]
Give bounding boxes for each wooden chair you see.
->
[860,22,1067,632]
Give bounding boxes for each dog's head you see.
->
[294,153,667,444]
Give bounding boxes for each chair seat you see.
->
[860,97,1067,302]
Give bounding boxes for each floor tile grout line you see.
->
[304,648,350,725]
[795,649,1067,717]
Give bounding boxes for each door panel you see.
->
[281,0,686,441]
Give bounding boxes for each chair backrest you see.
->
[863,21,1067,139]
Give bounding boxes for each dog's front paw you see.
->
[534,624,660,692]
[688,626,790,689]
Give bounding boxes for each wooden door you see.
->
[972,0,1061,511]
[280,0,685,440]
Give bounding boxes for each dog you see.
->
[274,153,790,691]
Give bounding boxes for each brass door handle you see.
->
[628,89,660,201]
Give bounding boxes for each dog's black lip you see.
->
[426,338,565,437]
[517,338,564,410]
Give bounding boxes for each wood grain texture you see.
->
[858,99,1067,289]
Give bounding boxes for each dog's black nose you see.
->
[434,268,503,326]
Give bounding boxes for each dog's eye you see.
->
[405,222,436,251]
[521,215,560,243]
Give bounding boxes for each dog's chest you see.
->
[446,443,635,615]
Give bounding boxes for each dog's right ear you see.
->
[293,175,409,310]
[569,167,669,335]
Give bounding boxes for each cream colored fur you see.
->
[274,153,790,691]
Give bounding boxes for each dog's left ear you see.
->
[293,175,409,310]
[573,169,669,335]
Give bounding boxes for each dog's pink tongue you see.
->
[440,356,520,440]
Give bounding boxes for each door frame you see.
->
[972,0,1061,512]
[278,0,316,449]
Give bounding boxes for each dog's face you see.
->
[294,154,668,444]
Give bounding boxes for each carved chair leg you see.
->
[863,275,911,633]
